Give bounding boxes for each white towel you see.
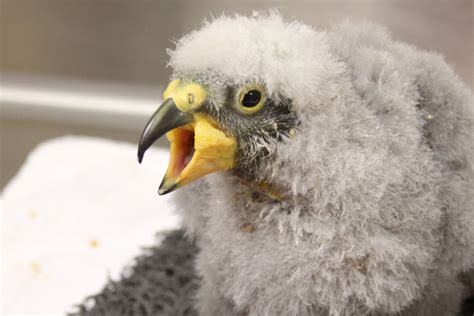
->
[2,136,179,314]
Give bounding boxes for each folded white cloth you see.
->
[2,136,179,314]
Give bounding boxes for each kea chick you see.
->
[138,12,474,316]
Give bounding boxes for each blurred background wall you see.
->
[1,0,473,189]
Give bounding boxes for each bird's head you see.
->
[138,12,342,195]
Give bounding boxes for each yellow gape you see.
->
[137,79,237,194]
[162,114,236,193]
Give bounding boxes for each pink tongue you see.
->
[174,131,194,175]
[184,149,195,166]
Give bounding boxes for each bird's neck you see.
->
[245,178,287,201]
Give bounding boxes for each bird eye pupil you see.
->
[241,90,261,108]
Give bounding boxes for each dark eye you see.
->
[241,90,262,108]
[236,86,266,114]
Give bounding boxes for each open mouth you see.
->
[137,95,237,195]
[165,126,195,183]
[157,115,237,195]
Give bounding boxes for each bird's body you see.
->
[136,12,473,316]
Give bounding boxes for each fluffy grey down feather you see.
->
[73,12,473,316]
[71,230,472,316]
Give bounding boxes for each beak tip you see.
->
[136,97,193,169]
[137,145,147,164]
[158,181,178,195]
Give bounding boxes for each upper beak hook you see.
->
[137,98,193,163]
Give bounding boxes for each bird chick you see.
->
[138,11,474,316]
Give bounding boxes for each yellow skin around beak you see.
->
[159,80,237,194]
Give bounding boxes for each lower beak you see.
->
[138,99,236,195]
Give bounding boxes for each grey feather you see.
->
[75,12,473,316]
[170,12,474,316]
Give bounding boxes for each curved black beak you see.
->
[137,98,193,163]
